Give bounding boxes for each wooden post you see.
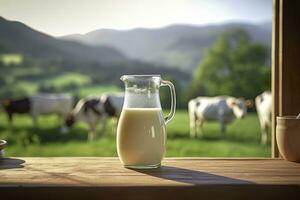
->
[279,0,300,115]
[272,0,280,158]
[273,0,300,157]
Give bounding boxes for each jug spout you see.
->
[120,75,127,82]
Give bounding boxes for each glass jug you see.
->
[117,75,176,169]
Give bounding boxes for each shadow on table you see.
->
[0,158,25,170]
[132,165,253,185]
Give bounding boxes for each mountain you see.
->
[257,21,272,32]
[62,22,272,72]
[0,17,190,85]
[0,16,126,63]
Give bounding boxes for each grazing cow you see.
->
[30,93,74,132]
[65,97,105,140]
[65,94,124,140]
[1,97,31,127]
[188,96,253,138]
[1,93,74,131]
[255,91,272,145]
[100,93,124,116]
[100,93,124,133]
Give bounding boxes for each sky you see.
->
[0,0,272,37]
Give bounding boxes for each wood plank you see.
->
[0,157,300,199]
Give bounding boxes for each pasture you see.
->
[0,110,271,157]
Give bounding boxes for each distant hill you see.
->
[0,16,190,87]
[62,22,272,72]
[0,16,126,64]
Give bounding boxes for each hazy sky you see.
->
[0,0,272,36]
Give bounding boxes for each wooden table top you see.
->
[1,157,300,199]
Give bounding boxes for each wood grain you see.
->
[0,157,300,199]
[279,0,300,116]
[272,0,280,158]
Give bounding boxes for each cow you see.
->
[1,93,74,132]
[30,93,74,132]
[65,93,124,140]
[100,93,123,115]
[101,93,124,133]
[255,91,272,145]
[1,97,31,128]
[188,96,253,138]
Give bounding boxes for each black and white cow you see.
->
[188,96,253,138]
[255,91,272,145]
[65,93,124,140]
[1,93,74,131]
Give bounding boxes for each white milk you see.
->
[117,108,166,167]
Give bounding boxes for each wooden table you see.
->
[1,157,300,199]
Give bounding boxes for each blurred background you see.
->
[0,0,272,157]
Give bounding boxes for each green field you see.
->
[0,54,23,65]
[0,110,271,157]
[71,85,121,97]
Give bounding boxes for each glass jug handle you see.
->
[161,80,176,124]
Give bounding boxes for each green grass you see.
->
[0,111,271,157]
[43,72,91,89]
[13,81,39,94]
[0,54,23,65]
[71,85,121,97]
